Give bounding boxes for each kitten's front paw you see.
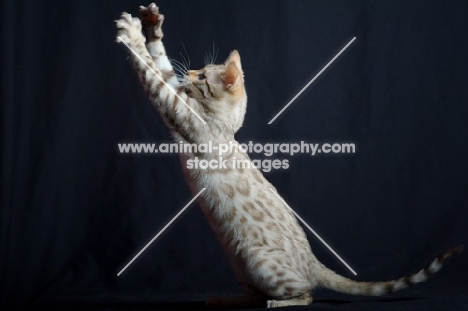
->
[115,12,144,44]
[139,3,164,40]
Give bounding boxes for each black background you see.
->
[1,0,467,310]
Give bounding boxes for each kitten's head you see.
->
[184,50,247,133]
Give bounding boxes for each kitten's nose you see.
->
[187,70,198,80]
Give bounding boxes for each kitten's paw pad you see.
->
[115,12,144,43]
[139,3,159,22]
[139,3,164,40]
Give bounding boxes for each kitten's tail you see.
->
[318,245,463,296]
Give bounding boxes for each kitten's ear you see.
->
[223,50,243,91]
[224,50,243,74]
[223,62,241,90]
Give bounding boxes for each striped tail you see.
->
[319,245,463,296]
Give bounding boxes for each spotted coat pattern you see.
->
[116,5,462,308]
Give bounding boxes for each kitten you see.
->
[115,4,462,308]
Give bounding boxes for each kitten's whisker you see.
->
[214,46,219,64]
[175,75,187,84]
[171,64,185,75]
[211,43,213,64]
[175,73,188,82]
[180,52,190,71]
[207,44,212,65]
[182,43,191,68]
[171,58,186,69]
[211,42,216,64]
[170,59,188,74]
[171,62,185,72]
[171,58,184,66]
[170,60,182,68]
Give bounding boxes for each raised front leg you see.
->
[115,12,206,138]
[139,3,178,86]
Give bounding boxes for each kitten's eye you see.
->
[198,73,206,80]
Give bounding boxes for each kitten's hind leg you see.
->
[267,293,313,308]
[139,3,178,86]
[205,295,266,309]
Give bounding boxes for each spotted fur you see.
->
[116,4,462,308]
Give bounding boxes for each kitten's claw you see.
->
[149,3,159,14]
[140,3,159,14]
[139,3,164,40]
[115,12,144,44]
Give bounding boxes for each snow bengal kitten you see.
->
[115,4,462,308]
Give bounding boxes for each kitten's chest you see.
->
[179,152,255,282]
[178,152,239,215]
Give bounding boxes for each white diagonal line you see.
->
[268,188,357,275]
[117,36,207,125]
[268,36,356,124]
[117,188,206,276]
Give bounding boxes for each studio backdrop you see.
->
[1,0,467,310]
